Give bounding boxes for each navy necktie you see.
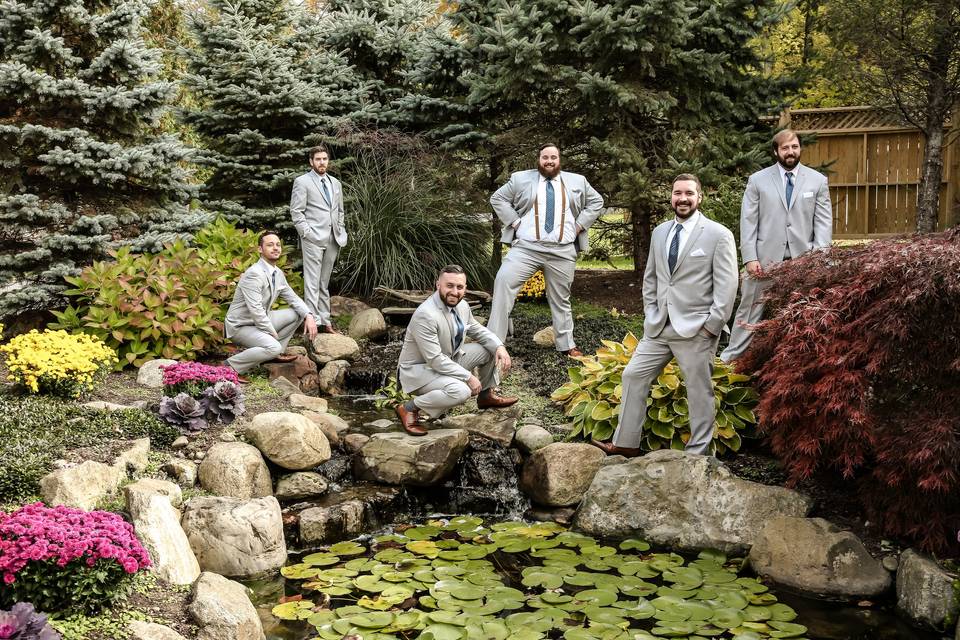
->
[668,224,682,274]
[544,179,555,233]
[785,171,794,207]
[321,177,331,203]
[451,309,464,351]
[270,270,277,302]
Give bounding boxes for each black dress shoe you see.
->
[395,404,427,436]
[590,439,642,458]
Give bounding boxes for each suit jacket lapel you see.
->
[672,218,705,274]
[769,166,788,211]
[430,293,453,355]
[310,172,332,206]
[790,165,806,211]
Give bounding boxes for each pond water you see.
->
[246,516,939,640]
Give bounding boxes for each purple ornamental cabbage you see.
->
[202,380,245,424]
[0,603,61,640]
[158,392,208,433]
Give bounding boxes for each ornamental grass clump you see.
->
[0,503,151,613]
[551,332,758,454]
[0,330,116,397]
[0,602,60,639]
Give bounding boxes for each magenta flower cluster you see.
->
[0,503,151,585]
[160,361,239,387]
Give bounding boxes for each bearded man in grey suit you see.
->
[489,143,604,358]
[594,175,738,457]
[291,144,347,333]
[395,265,518,436]
[720,129,832,363]
[225,231,318,375]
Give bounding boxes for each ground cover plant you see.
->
[738,229,960,554]
[0,395,178,503]
[552,334,758,454]
[272,516,807,640]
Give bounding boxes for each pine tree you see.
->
[0,0,200,320]
[180,0,369,233]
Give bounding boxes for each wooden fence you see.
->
[787,106,958,238]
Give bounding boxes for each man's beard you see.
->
[672,203,696,219]
[538,164,560,179]
[443,293,464,307]
[777,153,799,170]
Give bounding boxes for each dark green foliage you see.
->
[180,0,368,233]
[0,0,200,320]
[335,142,493,295]
[0,396,179,503]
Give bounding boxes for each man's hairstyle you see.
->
[439,264,465,276]
[308,144,329,161]
[772,129,799,150]
[258,230,280,247]
[538,142,560,155]
[672,173,702,193]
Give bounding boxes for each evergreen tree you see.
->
[0,0,200,320]
[180,0,369,232]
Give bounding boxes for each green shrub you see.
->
[374,375,413,409]
[0,396,179,503]
[551,332,758,454]
[336,147,493,295]
[50,218,303,368]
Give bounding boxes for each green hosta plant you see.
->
[50,219,302,368]
[551,332,758,455]
[374,375,413,409]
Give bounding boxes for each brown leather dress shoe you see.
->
[395,404,427,436]
[567,347,584,358]
[236,375,250,384]
[270,353,299,363]
[590,439,642,458]
[476,389,519,410]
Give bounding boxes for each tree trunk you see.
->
[916,125,945,234]
[631,204,653,282]
[488,154,502,284]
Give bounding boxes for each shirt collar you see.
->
[778,163,802,181]
[258,258,279,278]
[671,210,701,233]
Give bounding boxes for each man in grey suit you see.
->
[489,143,604,358]
[395,265,518,436]
[594,175,738,457]
[720,130,832,362]
[225,231,318,375]
[290,144,347,333]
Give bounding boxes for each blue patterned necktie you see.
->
[321,177,331,204]
[785,171,794,207]
[270,270,277,302]
[451,309,464,351]
[544,179,555,233]
[668,224,682,274]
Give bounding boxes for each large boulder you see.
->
[181,496,286,578]
[520,443,605,507]
[163,458,198,488]
[198,443,272,499]
[128,621,188,640]
[514,424,555,453]
[262,355,317,384]
[245,412,331,470]
[348,308,388,340]
[189,572,265,640]
[113,438,151,475]
[270,376,301,397]
[310,334,360,364]
[317,360,350,395]
[303,410,349,445]
[353,429,469,486]
[137,358,177,388]
[289,393,328,413]
[533,326,556,347]
[132,494,200,585]
[40,460,124,510]
[574,450,812,554]
[896,549,960,629]
[298,486,401,545]
[441,413,517,447]
[749,517,891,598]
[124,478,182,520]
[275,472,329,501]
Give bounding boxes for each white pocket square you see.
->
[803,191,814,198]
[689,248,706,257]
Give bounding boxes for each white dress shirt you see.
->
[667,210,701,258]
[515,175,577,245]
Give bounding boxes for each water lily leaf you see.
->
[420,622,465,640]
[617,578,657,598]
[281,563,320,579]
[448,585,486,600]
[540,592,575,605]
[354,574,389,592]
[742,605,772,621]
[404,525,442,540]
[619,538,651,552]
[768,621,808,637]
[735,578,769,594]
[575,589,618,607]
[427,610,469,626]
[651,620,698,637]
[749,593,779,605]
[522,570,564,589]
[730,632,764,640]
[710,607,746,629]
[346,611,395,628]
[272,600,314,620]
[713,590,749,610]
[768,603,798,622]
[306,610,336,627]
[302,552,341,567]
[329,541,366,556]
[582,605,628,625]
[465,620,510,640]
[408,540,441,557]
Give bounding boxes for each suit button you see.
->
[786,223,792,228]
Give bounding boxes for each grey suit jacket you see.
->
[397,292,503,393]
[740,163,832,267]
[490,169,604,252]
[643,213,739,339]
[290,171,348,248]
[224,259,312,339]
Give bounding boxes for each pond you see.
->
[246,516,939,640]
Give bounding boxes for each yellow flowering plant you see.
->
[1,329,117,398]
[517,270,547,300]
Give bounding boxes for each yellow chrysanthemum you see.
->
[0,329,117,397]
[517,270,547,300]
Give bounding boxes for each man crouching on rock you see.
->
[395,265,518,436]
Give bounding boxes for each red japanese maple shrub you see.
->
[738,228,960,554]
